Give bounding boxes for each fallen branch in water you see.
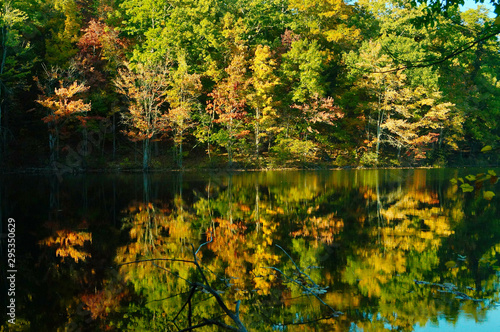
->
[188,239,247,332]
[120,233,247,331]
[414,280,484,302]
[264,244,343,318]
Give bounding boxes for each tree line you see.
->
[1,0,499,170]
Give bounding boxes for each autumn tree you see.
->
[44,0,82,65]
[166,54,202,168]
[289,94,344,161]
[76,19,124,88]
[114,61,170,171]
[248,44,280,164]
[207,43,250,166]
[346,40,454,164]
[36,67,91,164]
[288,0,361,49]
[76,18,126,159]
[275,38,339,164]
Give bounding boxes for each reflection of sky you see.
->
[460,0,495,17]
[415,306,500,331]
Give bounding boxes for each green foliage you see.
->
[3,0,500,169]
[271,137,317,165]
[281,39,327,103]
[360,151,379,167]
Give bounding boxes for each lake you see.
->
[1,168,500,331]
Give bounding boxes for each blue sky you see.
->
[460,0,496,17]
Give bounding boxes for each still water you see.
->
[1,169,500,331]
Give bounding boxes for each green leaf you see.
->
[450,178,457,185]
[445,261,456,268]
[483,191,495,200]
[488,170,497,176]
[458,178,464,184]
[460,183,474,192]
[465,174,476,181]
[481,146,493,152]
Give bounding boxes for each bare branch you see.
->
[275,244,319,288]
[118,258,195,266]
[151,262,192,285]
[176,319,213,332]
[172,286,197,324]
[195,232,214,256]
[146,290,191,304]
[267,245,344,317]
[189,238,248,331]
[263,266,341,317]
[177,318,240,332]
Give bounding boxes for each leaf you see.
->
[445,261,456,268]
[481,146,493,152]
[488,170,497,176]
[465,174,476,181]
[450,178,457,185]
[483,191,495,201]
[458,178,464,184]
[460,183,474,192]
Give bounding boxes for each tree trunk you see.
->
[143,172,150,203]
[82,125,88,169]
[112,113,116,160]
[49,131,57,164]
[143,138,150,171]
[55,125,60,162]
[178,134,183,168]
[154,140,159,157]
[228,113,233,167]
[134,141,137,164]
[376,126,381,161]
[375,108,384,163]
[255,108,260,166]
[255,183,260,232]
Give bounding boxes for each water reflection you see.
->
[1,169,500,331]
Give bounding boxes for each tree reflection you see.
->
[23,170,500,331]
[40,229,92,262]
[110,171,500,331]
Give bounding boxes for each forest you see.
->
[1,0,500,171]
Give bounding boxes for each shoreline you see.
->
[2,164,498,175]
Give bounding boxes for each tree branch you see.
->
[190,235,248,332]
[172,286,197,324]
[177,318,240,332]
[376,28,500,73]
[267,245,343,317]
[118,258,195,266]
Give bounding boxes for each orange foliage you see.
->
[37,81,91,126]
[81,281,130,320]
[290,214,344,245]
[40,230,92,263]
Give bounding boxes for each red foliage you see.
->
[76,19,125,87]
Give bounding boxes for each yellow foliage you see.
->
[483,191,495,200]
